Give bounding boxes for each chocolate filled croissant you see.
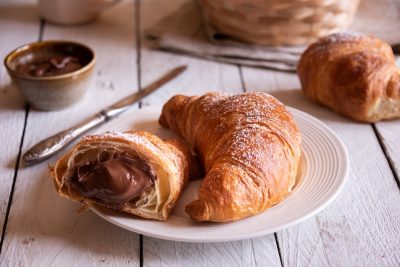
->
[159,92,301,222]
[298,32,400,122]
[51,131,190,220]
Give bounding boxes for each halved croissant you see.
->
[159,92,302,222]
[298,32,400,122]
[50,131,190,220]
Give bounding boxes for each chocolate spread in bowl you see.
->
[16,55,82,77]
[71,154,155,204]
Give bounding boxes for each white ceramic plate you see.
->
[91,106,349,242]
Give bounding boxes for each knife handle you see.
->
[22,113,107,166]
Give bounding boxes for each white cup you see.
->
[38,0,121,25]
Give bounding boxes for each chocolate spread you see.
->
[71,154,155,204]
[16,55,82,77]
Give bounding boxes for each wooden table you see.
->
[1,0,399,266]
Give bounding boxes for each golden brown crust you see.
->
[159,92,302,222]
[50,131,190,221]
[297,32,400,122]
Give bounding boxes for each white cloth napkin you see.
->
[146,0,400,72]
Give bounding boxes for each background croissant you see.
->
[298,32,400,122]
[159,92,302,222]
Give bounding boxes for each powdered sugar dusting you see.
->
[321,31,364,44]
[83,131,130,141]
[183,92,301,172]
[306,31,368,56]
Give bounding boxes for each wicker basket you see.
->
[199,0,361,46]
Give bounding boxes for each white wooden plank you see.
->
[242,67,400,266]
[144,236,280,267]
[140,0,281,266]
[0,0,140,265]
[138,0,243,106]
[377,57,400,182]
[0,0,39,239]
[375,121,400,183]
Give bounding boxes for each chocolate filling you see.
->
[70,154,155,204]
[16,55,83,77]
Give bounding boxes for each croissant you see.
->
[297,32,400,122]
[50,131,190,220]
[159,92,302,222]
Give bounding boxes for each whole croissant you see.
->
[298,32,400,122]
[159,92,301,222]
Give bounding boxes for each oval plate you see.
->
[91,106,349,242]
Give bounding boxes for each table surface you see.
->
[1,0,400,266]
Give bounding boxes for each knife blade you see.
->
[22,65,187,166]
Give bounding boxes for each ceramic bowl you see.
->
[4,40,95,110]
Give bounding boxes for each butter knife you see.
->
[22,65,187,166]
